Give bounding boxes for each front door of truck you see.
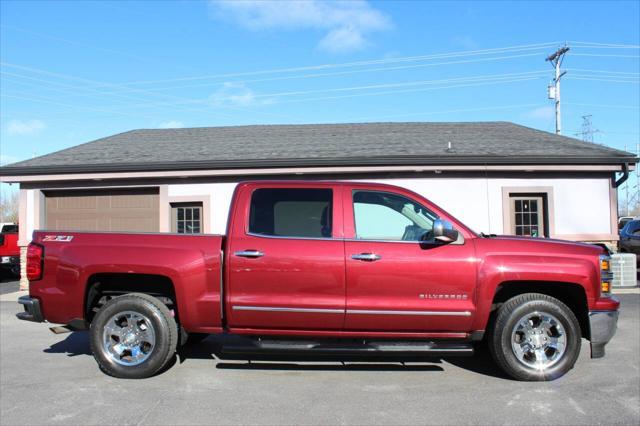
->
[343,187,477,332]
[226,184,345,330]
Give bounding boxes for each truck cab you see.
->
[17,181,619,381]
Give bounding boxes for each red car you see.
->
[17,181,619,381]
[0,223,20,277]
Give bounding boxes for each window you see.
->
[249,188,332,238]
[353,190,437,241]
[0,224,18,233]
[171,203,203,234]
[511,196,545,237]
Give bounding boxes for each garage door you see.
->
[45,188,159,232]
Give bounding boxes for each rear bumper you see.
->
[589,310,619,358]
[16,296,44,323]
[0,255,19,270]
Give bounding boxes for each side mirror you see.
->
[432,219,459,244]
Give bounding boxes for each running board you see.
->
[220,337,474,357]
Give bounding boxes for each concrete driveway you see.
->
[1,284,638,425]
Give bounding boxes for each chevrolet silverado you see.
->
[17,181,619,381]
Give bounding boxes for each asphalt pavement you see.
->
[0,283,638,425]
[0,278,19,295]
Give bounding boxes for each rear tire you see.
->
[90,293,178,379]
[488,293,581,381]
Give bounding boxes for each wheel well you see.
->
[84,273,177,324]
[491,281,590,340]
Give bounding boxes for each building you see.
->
[1,122,636,288]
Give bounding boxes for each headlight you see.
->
[599,254,613,296]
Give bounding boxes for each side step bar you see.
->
[220,337,474,357]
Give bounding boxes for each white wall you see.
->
[19,189,37,245]
[166,176,613,237]
[168,183,237,234]
[364,177,612,236]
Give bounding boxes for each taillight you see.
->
[26,243,44,281]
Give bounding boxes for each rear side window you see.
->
[249,188,333,238]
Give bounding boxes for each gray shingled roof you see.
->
[1,122,636,175]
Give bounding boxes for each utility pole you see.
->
[626,143,630,216]
[546,44,570,135]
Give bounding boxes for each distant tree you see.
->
[0,190,19,224]
[629,202,640,217]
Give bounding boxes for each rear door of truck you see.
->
[225,182,346,331]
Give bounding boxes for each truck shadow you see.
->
[178,336,508,379]
[44,331,92,356]
[44,332,508,379]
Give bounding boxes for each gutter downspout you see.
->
[613,163,629,188]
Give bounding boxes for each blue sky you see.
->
[1,0,639,175]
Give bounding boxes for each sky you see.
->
[1,0,639,201]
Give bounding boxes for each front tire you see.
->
[489,293,581,381]
[90,293,178,379]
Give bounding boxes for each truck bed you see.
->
[30,231,224,332]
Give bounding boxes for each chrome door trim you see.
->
[232,306,344,314]
[351,253,382,262]
[234,250,265,258]
[347,309,472,317]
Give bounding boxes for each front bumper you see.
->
[589,310,619,358]
[16,296,44,323]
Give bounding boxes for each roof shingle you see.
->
[1,122,636,175]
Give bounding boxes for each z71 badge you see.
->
[42,235,74,242]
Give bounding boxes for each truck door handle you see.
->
[351,253,381,262]
[234,250,264,258]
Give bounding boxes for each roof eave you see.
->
[1,155,637,177]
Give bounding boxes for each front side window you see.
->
[353,190,436,241]
[171,203,202,234]
[249,188,332,238]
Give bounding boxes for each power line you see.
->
[569,41,640,48]
[114,42,561,86]
[566,68,640,75]
[0,63,290,120]
[113,41,639,87]
[1,70,549,111]
[564,102,640,109]
[567,76,640,83]
[270,77,542,106]
[0,24,204,73]
[87,52,549,93]
[571,53,640,58]
[345,103,546,122]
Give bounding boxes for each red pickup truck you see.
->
[18,181,619,381]
[1,223,20,277]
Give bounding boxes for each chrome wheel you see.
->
[102,311,156,366]
[511,311,567,370]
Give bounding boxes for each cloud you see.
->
[209,82,273,107]
[157,120,185,129]
[525,106,555,120]
[211,0,392,53]
[6,119,45,136]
